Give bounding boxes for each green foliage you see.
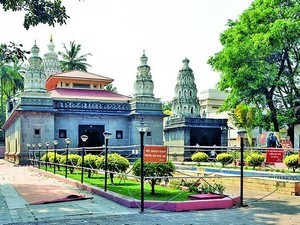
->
[197,183,226,195]
[96,153,130,184]
[245,152,265,169]
[78,154,103,178]
[1,0,69,29]
[208,0,300,132]
[104,83,117,93]
[132,159,175,194]
[78,154,103,169]
[59,154,81,166]
[191,152,209,165]
[284,154,299,172]
[162,101,172,116]
[185,181,226,195]
[216,153,233,167]
[234,103,257,146]
[97,153,129,173]
[58,41,91,72]
[42,152,61,163]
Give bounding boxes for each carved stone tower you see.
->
[130,51,164,146]
[133,50,154,99]
[23,41,47,94]
[172,58,200,118]
[43,36,61,78]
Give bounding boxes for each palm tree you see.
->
[104,83,117,93]
[58,41,92,72]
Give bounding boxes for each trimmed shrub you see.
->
[97,153,130,184]
[42,152,61,165]
[246,152,265,169]
[191,152,208,165]
[216,153,233,167]
[78,154,103,178]
[132,159,175,194]
[284,154,299,172]
[60,154,81,173]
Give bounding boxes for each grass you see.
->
[41,166,192,201]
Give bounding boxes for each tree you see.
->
[233,103,257,146]
[58,41,92,72]
[104,83,117,93]
[162,101,172,116]
[0,43,28,139]
[132,159,175,195]
[208,0,300,144]
[0,0,69,30]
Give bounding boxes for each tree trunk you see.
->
[110,173,114,184]
[150,179,158,195]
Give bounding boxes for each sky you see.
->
[0,0,254,101]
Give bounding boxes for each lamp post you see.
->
[27,143,31,165]
[32,144,36,167]
[38,143,42,169]
[45,142,49,171]
[65,138,71,178]
[136,118,149,212]
[103,131,112,191]
[237,129,247,207]
[53,140,58,174]
[80,135,88,183]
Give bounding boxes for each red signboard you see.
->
[144,145,168,163]
[266,148,284,163]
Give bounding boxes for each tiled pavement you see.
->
[0,159,299,225]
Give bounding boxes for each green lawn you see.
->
[41,166,191,201]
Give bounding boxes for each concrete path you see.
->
[0,159,299,225]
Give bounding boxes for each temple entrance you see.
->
[78,125,105,148]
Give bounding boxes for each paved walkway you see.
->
[0,159,299,225]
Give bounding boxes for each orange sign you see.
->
[144,145,168,163]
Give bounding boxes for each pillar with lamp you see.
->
[38,143,42,169]
[237,129,247,207]
[53,140,58,174]
[80,135,88,183]
[64,138,71,178]
[45,142,49,171]
[136,118,149,212]
[32,144,36,166]
[26,143,31,165]
[103,131,112,191]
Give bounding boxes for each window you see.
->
[34,128,40,136]
[59,129,67,138]
[146,131,152,137]
[73,83,90,89]
[116,130,123,139]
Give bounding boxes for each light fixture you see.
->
[136,118,149,212]
[103,131,112,191]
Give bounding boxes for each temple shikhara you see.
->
[3,38,227,165]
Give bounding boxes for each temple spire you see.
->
[133,50,154,99]
[43,35,61,78]
[171,58,200,118]
[24,41,47,94]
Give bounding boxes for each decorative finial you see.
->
[50,34,53,43]
[143,49,145,55]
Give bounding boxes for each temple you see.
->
[3,40,164,164]
[3,39,228,165]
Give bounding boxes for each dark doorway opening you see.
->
[78,125,105,154]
